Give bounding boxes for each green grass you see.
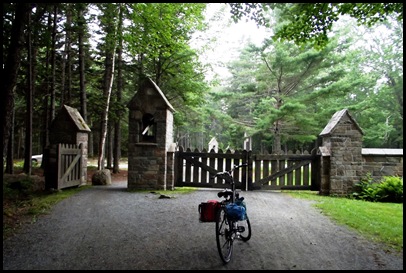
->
[3,184,91,239]
[27,186,92,214]
[282,190,403,252]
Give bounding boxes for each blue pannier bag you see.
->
[235,197,246,210]
[225,203,246,221]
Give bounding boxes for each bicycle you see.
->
[211,163,252,264]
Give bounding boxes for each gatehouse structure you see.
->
[45,105,91,189]
[127,77,176,190]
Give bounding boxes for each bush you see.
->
[3,173,45,198]
[352,174,403,203]
[351,173,376,201]
[376,176,403,203]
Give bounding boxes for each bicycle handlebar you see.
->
[231,163,248,171]
[210,164,248,179]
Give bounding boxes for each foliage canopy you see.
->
[228,3,403,49]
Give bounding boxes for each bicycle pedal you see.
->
[237,226,245,233]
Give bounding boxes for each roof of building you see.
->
[62,105,91,132]
[127,77,175,112]
[320,108,364,136]
[208,137,218,145]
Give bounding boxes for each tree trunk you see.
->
[88,120,94,157]
[41,10,53,151]
[5,108,15,174]
[23,9,33,175]
[61,4,72,106]
[78,6,87,122]
[97,4,120,171]
[50,4,58,121]
[272,93,283,154]
[113,5,124,174]
[97,45,118,170]
[106,127,113,169]
[272,120,282,154]
[97,49,117,170]
[2,3,31,172]
[66,6,73,105]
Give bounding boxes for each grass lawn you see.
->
[282,190,403,253]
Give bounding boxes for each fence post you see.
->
[166,153,175,191]
[57,143,62,189]
[311,154,321,191]
[174,146,184,187]
[246,150,253,190]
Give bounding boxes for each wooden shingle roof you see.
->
[62,105,91,132]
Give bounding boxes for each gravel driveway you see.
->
[3,181,403,270]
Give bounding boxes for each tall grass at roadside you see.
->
[282,190,403,252]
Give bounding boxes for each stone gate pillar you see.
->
[127,77,176,190]
[318,109,364,195]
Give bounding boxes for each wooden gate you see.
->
[175,147,249,189]
[57,143,83,189]
[249,153,320,190]
[174,147,320,191]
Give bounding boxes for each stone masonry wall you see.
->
[361,155,403,181]
[76,132,88,185]
[128,144,167,190]
[128,108,173,191]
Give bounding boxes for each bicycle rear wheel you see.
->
[215,207,234,264]
[238,214,251,242]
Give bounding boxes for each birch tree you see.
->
[97,3,120,170]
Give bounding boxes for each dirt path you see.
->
[2,181,403,270]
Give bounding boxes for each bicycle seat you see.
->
[217,189,233,198]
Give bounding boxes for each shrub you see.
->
[352,173,376,201]
[352,174,403,203]
[375,176,403,203]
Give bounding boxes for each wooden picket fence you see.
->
[174,147,320,191]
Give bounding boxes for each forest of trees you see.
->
[2,3,403,175]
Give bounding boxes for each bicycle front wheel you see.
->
[215,207,234,264]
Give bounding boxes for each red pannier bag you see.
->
[198,200,220,222]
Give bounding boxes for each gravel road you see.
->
[3,181,403,270]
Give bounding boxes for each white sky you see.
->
[191,5,401,84]
[189,3,271,83]
[89,3,270,83]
